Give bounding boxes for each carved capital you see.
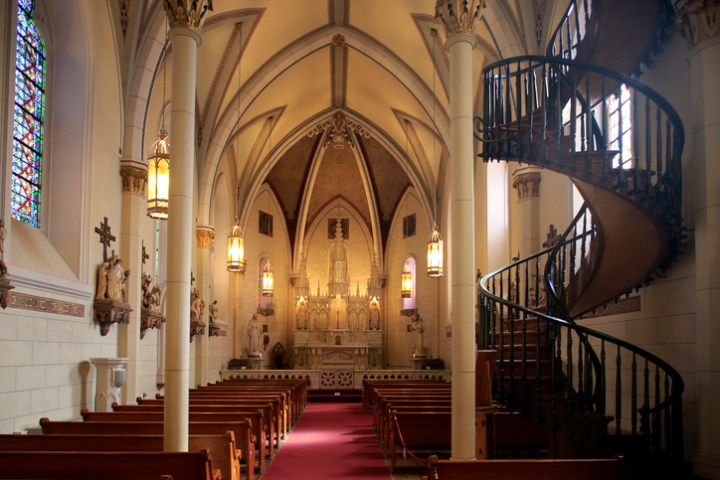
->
[120,166,147,195]
[512,171,541,200]
[676,0,720,48]
[164,0,213,33]
[435,0,483,35]
[196,226,214,248]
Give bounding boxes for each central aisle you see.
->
[262,402,392,480]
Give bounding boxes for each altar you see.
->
[293,328,383,370]
[291,218,385,376]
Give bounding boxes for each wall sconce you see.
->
[262,261,274,297]
[146,127,170,220]
[427,223,444,277]
[401,263,413,298]
[227,218,245,272]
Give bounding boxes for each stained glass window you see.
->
[12,0,45,227]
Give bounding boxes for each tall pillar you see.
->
[436,0,481,460]
[512,167,541,258]
[117,166,146,403]
[233,272,245,358]
[162,0,211,452]
[195,226,214,386]
[678,2,720,477]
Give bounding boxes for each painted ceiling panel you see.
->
[307,144,371,234]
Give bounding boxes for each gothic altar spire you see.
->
[328,218,349,297]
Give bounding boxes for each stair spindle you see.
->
[615,348,622,437]
[632,352,638,436]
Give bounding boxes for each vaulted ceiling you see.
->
[115,0,566,251]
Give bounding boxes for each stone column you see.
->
[195,226,214,386]
[677,2,720,477]
[233,271,245,358]
[117,166,146,404]
[436,0,481,460]
[163,0,211,452]
[511,166,541,258]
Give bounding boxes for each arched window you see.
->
[402,256,417,312]
[12,0,46,227]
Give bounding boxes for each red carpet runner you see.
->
[262,402,392,479]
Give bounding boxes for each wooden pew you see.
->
[189,389,294,429]
[389,411,452,473]
[82,408,270,465]
[425,454,632,480]
[213,378,308,413]
[39,418,255,477]
[113,402,279,452]
[137,396,283,446]
[0,432,240,480]
[0,450,219,480]
[362,379,449,409]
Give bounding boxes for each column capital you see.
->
[512,168,541,200]
[435,0,483,35]
[676,0,720,49]
[164,0,213,35]
[196,226,215,248]
[120,166,147,196]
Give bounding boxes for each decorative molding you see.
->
[512,170,541,200]
[196,227,215,248]
[676,0,720,48]
[7,292,84,316]
[120,166,147,194]
[435,0,484,35]
[332,33,345,47]
[190,320,206,342]
[141,310,165,339]
[118,0,131,40]
[93,300,132,336]
[164,0,213,33]
[307,110,371,149]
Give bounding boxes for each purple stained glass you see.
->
[12,0,44,227]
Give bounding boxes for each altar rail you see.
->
[220,369,450,390]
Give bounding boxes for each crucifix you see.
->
[94,217,116,263]
[142,240,150,266]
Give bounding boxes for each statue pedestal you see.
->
[411,354,427,370]
[90,357,128,411]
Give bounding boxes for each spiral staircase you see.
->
[477,0,687,474]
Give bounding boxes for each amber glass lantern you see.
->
[400,263,413,298]
[147,128,170,219]
[227,218,245,272]
[426,224,444,277]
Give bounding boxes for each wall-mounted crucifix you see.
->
[94,217,116,263]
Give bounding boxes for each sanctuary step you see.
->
[308,388,362,403]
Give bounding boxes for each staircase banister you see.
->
[547,0,593,57]
[479,279,685,403]
[483,55,685,150]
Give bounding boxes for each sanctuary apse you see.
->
[291,219,384,373]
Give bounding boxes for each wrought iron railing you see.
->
[547,0,592,61]
[478,55,684,271]
[478,204,685,460]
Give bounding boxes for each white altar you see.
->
[293,328,383,370]
[290,218,385,381]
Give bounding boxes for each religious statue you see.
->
[208,300,219,324]
[410,313,425,358]
[296,301,307,330]
[190,287,205,325]
[141,272,163,313]
[106,255,125,302]
[248,314,261,357]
